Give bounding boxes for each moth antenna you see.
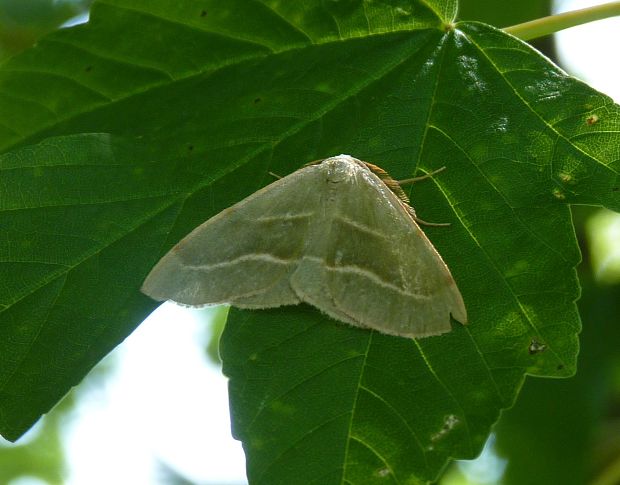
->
[398,166,446,186]
[364,162,449,227]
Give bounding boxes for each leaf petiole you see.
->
[503,1,620,41]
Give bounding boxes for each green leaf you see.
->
[0,133,192,439]
[0,0,618,483]
[494,272,620,485]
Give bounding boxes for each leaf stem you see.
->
[503,1,620,41]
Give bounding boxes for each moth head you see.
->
[322,154,361,183]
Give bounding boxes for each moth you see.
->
[141,155,467,338]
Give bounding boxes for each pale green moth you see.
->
[141,155,467,338]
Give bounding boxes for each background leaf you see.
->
[0,0,618,483]
[458,0,549,29]
[0,0,93,61]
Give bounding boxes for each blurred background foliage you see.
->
[0,0,93,61]
[0,0,618,484]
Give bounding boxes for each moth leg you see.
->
[410,215,450,227]
[399,166,450,226]
[397,166,446,186]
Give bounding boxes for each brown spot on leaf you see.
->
[529,338,546,355]
[558,172,573,183]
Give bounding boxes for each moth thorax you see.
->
[324,155,358,184]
